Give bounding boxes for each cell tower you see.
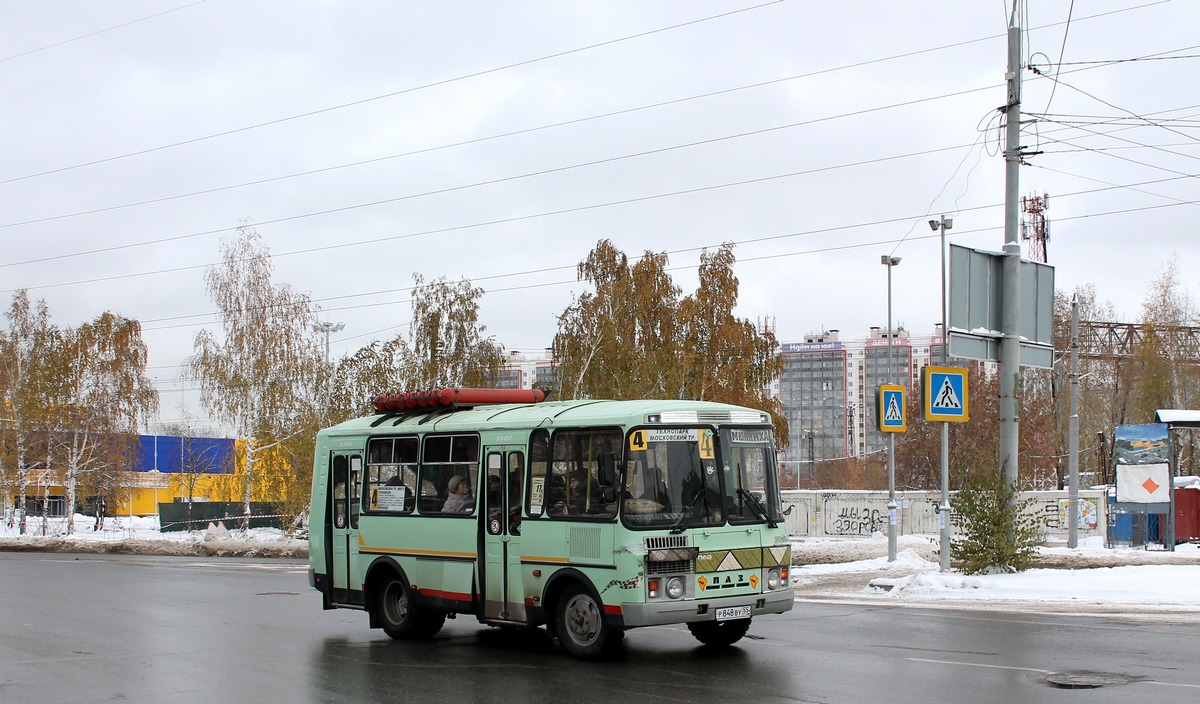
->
[1021,193,1050,263]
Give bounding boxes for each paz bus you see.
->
[307,387,793,659]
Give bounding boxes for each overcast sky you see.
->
[3,0,1198,432]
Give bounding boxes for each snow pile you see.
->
[791,534,1200,614]
[0,513,307,558]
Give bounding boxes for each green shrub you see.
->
[950,472,1042,574]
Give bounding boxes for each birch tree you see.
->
[2,291,55,534]
[406,274,505,389]
[189,224,323,528]
[51,313,157,533]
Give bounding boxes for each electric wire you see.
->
[0,0,206,64]
[0,83,1002,271]
[0,0,785,186]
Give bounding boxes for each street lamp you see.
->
[929,215,953,572]
[312,321,346,364]
[881,254,900,562]
[312,322,345,417]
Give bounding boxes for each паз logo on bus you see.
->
[697,574,757,591]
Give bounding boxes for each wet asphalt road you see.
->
[1,552,1197,703]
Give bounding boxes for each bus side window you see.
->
[332,455,348,529]
[364,436,418,514]
[349,455,361,529]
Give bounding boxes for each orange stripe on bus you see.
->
[361,546,477,559]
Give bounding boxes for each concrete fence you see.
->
[782,489,1106,543]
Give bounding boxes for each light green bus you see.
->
[308,388,793,659]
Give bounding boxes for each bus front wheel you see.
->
[376,574,445,640]
[555,585,618,660]
[687,618,750,647]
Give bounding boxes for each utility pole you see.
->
[1068,295,1080,548]
[312,321,345,417]
[882,254,901,562]
[999,15,1024,486]
[930,215,954,572]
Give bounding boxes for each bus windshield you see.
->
[622,426,779,530]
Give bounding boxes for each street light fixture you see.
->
[312,322,345,418]
[880,254,900,562]
[312,321,346,364]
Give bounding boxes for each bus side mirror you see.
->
[597,452,617,487]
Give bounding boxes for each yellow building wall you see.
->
[8,439,304,517]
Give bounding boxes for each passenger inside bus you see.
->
[546,475,567,515]
[441,475,473,513]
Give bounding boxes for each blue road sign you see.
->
[924,366,969,422]
[878,385,906,433]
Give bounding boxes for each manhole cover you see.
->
[1045,672,1131,689]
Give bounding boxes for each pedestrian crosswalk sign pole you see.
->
[877,384,906,433]
[923,366,969,422]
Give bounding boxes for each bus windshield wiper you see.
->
[737,488,776,528]
[670,485,707,534]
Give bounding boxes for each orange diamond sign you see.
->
[1142,477,1161,495]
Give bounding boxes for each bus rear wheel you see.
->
[687,618,751,647]
[376,575,445,640]
[555,586,619,660]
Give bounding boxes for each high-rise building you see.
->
[497,350,557,392]
[777,327,952,468]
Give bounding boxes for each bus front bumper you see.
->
[619,589,793,628]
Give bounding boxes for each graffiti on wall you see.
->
[784,489,1107,540]
[824,498,888,536]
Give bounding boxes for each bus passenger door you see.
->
[481,447,526,622]
[328,452,362,604]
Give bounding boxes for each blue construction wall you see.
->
[137,435,235,474]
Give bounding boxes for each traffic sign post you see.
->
[923,366,969,422]
[878,384,906,433]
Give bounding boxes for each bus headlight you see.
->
[767,569,781,590]
[666,577,684,599]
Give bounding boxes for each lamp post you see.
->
[313,321,345,365]
[929,215,953,572]
[312,322,345,416]
[881,254,901,562]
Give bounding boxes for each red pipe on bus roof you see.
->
[373,388,545,414]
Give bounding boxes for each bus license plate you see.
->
[715,605,752,621]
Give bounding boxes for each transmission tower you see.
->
[1021,193,1050,263]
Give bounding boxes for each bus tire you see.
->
[687,618,751,647]
[555,585,618,660]
[376,574,445,640]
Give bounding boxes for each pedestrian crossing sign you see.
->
[923,366,969,422]
[877,384,906,433]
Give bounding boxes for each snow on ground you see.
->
[0,514,307,558]
[2,515,1197,617]
[791,534,1200,617]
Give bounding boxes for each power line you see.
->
[1,2,1177,272]
[4,134,987,290]
[0,83,1000,272]
[0,0,784,186]
[0,16,1018,232]
[131,185,1199,338]
[0,1,207,64]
